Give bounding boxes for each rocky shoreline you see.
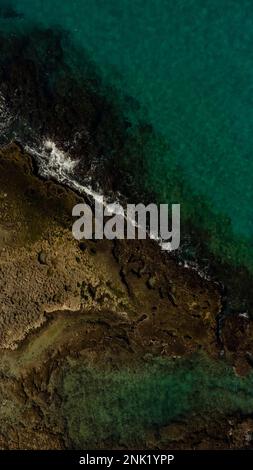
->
[0,143,252,449]
[0,25,252,321]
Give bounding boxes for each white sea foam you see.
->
[0,91,13,134]
[25,139,106,203]
[25,139,178,251]
[39,139,79,179]
[180,259,211,280]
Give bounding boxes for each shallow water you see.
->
[62,354,253,447]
